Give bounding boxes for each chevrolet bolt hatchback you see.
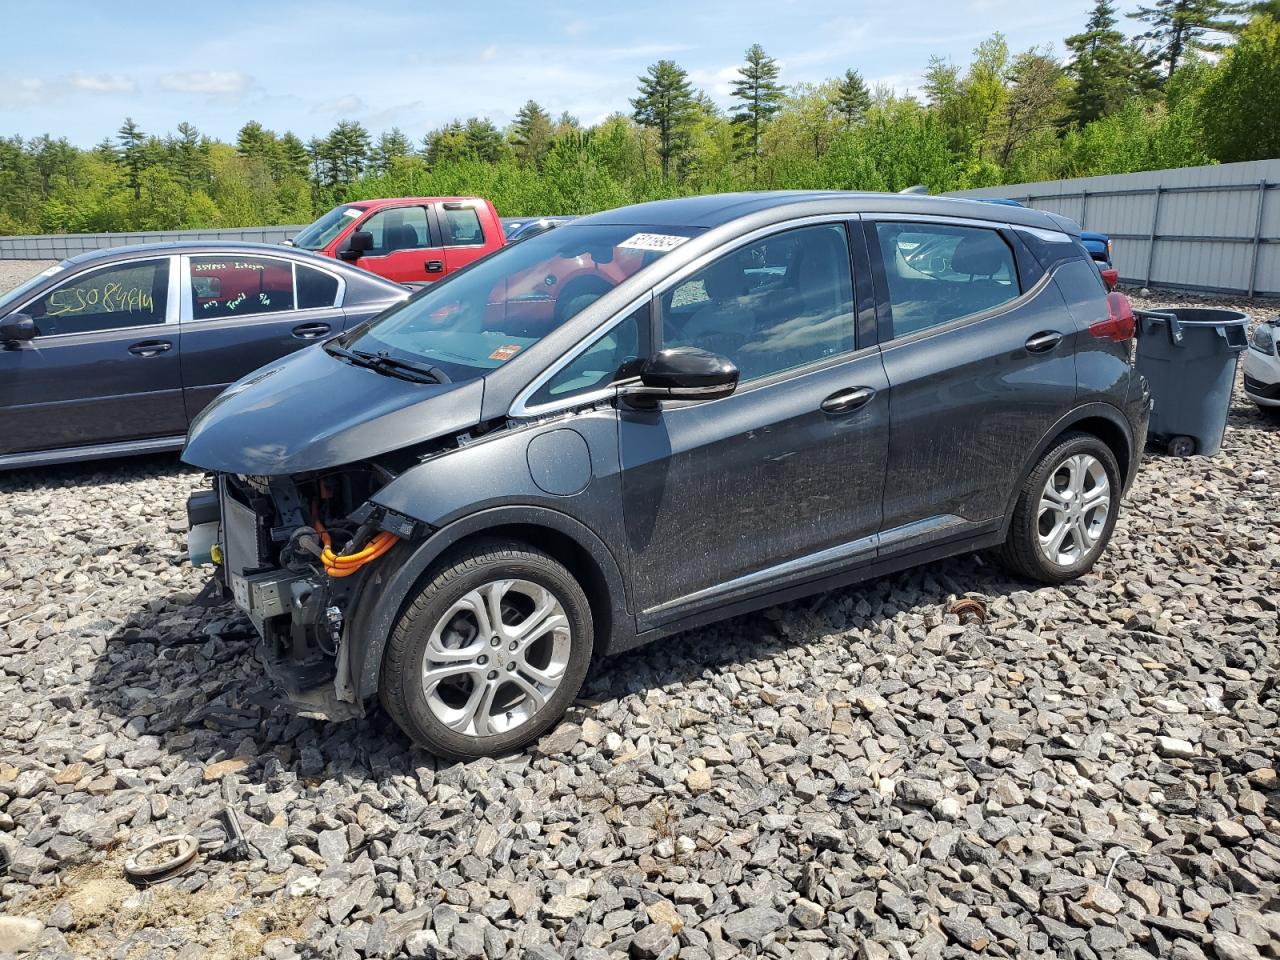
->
[183,191,1151,759]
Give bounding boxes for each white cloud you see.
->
[313,94,365,116]
[159,71,251,95]
[688,64,742,98]
[480,44,498,61]
[69,73,136,93]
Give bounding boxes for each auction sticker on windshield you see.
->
[618,233,690,252]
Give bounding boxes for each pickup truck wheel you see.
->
[379,539,593,760]
[998,432,1121,584]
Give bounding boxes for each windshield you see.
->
[344,223,698,381]
[292,204,363,251]
[0,261,69,314]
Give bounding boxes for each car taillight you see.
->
[1100,267,1119,291]
[1090,291,1136,342]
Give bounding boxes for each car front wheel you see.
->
[998,432,1122,584]
[379,539,593,759]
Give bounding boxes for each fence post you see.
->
[1080,190,1088,230]
[1248,179,1267,298]
[1144,187,1163,287]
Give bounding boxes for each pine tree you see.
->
[117,117,148,200]
[833,69,872,125]
[631,59,697,178]
[463,118,505,162]
[510,100,554,167]
[324,120,371,185]
[277,132,312,181]
[1130,0,1247,77]
[170,122,210,192]
[370,128,412,174]
[730,44,785,179]
[1067,0,1148,123]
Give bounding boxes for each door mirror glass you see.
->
[622,347,738,406]
[342,230,374,259]
[0,313,35,343]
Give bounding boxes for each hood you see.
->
[181,345,485,476]
[1080,231,1109,244]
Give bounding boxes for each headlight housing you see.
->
[1252,322,1277,355]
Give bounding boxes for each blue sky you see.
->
[0,0,1124,146]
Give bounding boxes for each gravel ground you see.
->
[0,258,1277,959]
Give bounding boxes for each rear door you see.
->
[0,255,185,457]
[867,216,1078,541]
[179,253,347,417]
[438,202,493,273]
[354,204,444,283]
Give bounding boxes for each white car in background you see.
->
[1244,317,1280,419]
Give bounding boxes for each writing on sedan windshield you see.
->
[47,282,155,317]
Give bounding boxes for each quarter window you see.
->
[361,206,430,255]
[190,256,296,318]
[661,224,855,382]
[874,223,1019,337]
[528,304,650,407]
[27,259,169,337]
[442,207,484,246]
[297,263,340,309]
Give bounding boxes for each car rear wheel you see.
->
[998,432,1122,584]
[379,539,593,759]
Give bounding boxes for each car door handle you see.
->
[820,386,877,414]
[291,322,331,340]
[127,339,172,357]
[1025,331,1063,353]
[425,260,444,274]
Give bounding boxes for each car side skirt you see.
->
[0,435,186,472]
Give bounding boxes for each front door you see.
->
[179,253,347,418]
[0,256,185,457]
[867,218,1078,536]
[354,204,444,283]
[619,222,890,626]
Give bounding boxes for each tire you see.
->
[997,432,1122,584]
[1259,404,1280,423]
[379,539,593,760]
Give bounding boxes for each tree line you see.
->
[0,0,1277,236]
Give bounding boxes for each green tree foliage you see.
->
[631,59,696,177]
[1130,0,1248,76]
[730,44,786,178]
[0,15,1272,237]
[1198,13,1280,160]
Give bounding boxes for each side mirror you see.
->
[621,347,738,407]
[0,313,35,344]
[340,230,374,260]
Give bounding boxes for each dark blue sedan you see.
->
[0,242,407,470]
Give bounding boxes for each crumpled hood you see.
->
[181,345,484,476]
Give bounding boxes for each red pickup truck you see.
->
[289,197,504,284]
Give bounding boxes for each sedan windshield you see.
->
[343,223,699,381]
[292,204,363,251]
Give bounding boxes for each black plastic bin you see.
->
[1134,307,1249,456]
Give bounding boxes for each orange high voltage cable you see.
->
[314,523,399,578]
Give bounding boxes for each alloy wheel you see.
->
[420,578,571,737]
[1036,452,1111,566]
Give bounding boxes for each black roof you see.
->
[578,190,1075,233]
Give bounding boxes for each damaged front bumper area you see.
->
[186,469,424,720]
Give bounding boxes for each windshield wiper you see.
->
[325,344,450,384]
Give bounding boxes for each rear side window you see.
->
[191,256,296,318]
[297,263,340,309]
[442,207,484,246]
[27,259,169,337]
[875,223,1019,338]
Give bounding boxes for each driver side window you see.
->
[527,303,650,407]
[660,224,855,382]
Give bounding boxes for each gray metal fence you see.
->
[948,159,1280,297]
[0,225,305,261]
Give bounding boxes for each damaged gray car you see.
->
[183,191,1151,759]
